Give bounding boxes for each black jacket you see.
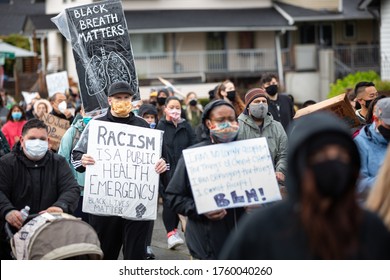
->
[0,142,80,218]
[165,139,245,259]
[220,112,390,260]
[156,118,196,187]
[268,94,294,131]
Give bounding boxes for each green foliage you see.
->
[328,71,380,98]
[0,34,30,50]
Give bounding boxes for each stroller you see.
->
[6,212,103,260]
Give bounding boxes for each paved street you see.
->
[148,204,191,260]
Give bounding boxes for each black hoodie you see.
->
[220,112,390,259]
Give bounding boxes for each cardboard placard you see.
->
[40,113,70,151]
[294,93,360,128]
[83,120,163,220]
[52,0,139,113]
[45,71,69,97]
[183,138,282,214]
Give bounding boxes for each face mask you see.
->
[111,100,132,117]
[209,121,239,143]
[150,122,156,129]
[265,85,278,96]
[58,101,67,113]
[12,112,22,121]
[310,160,352,197]
[150,100,157,106]
[249,103,268,119]
[157,97,167,106]
[24,139,48,161]
[365,99,373,108]
[167,108,181,122]
[378,125,390,141]
[132,109,139,116]
[226,90,236,102]
[189,99,197,106]
[83,116,92,125]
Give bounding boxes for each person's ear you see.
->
[205,119,212,130]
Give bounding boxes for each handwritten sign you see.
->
[183,138,282,214]
[45,71,69,97]
[52,0,139,113]
[83,120,163,220]
[41,113,70,151]
[21,91,39,105]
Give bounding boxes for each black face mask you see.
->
[189,99,197,106]
[265,85,278,96]
[365,99,373,108]
[157,97,167,106]
[226,90,236,102]
[150,100,157,106]
[378,125,390,141]
[310,159,352,197]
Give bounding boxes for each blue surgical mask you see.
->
[209,122,239,143]
[132,109,139,116]
[12,112,22,121]
[83,116,92,125]
[24,139,48,160]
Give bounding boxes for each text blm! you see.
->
[183,138,282,214]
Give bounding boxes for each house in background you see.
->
[0,0,384,103]
[359,0,390,81]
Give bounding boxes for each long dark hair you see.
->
[299,157,361,259]
[6,104,26,122]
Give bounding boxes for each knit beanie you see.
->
[244,88,268,108]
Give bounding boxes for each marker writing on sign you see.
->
[214,188,267,207]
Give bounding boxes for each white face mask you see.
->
[58,101,67,113]
[24,139,48,160]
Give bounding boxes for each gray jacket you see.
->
[237,112,287,175]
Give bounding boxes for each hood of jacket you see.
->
[238,112,274,130]
[286,111,361,201]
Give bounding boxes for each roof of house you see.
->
[0,0,45,35]
[27,8,295,34]
[124,8,294,33]
[275,0,374,22]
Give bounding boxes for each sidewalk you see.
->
[149,205,191,260]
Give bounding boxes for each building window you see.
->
[131,33,165,55]
[344,22,356,39]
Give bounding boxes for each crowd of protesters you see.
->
[1,72,390,260]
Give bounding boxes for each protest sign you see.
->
[51,0,139,113]
[183,138,282,214]
[40,113,70,151]
[21,91,39,105]
[83,120,163,220]
[45,71,69,97]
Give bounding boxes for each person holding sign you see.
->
[237,88,288,197]
[71,81,167,260]
[220,112,390,260]
[0,119,80,259]
[165,99,246,260]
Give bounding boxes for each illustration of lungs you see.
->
[85,55,107,96]
[106,52,131,84]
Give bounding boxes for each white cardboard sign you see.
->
[183,138,282,214]
[83,120,163,220]
[45,71,69,97]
